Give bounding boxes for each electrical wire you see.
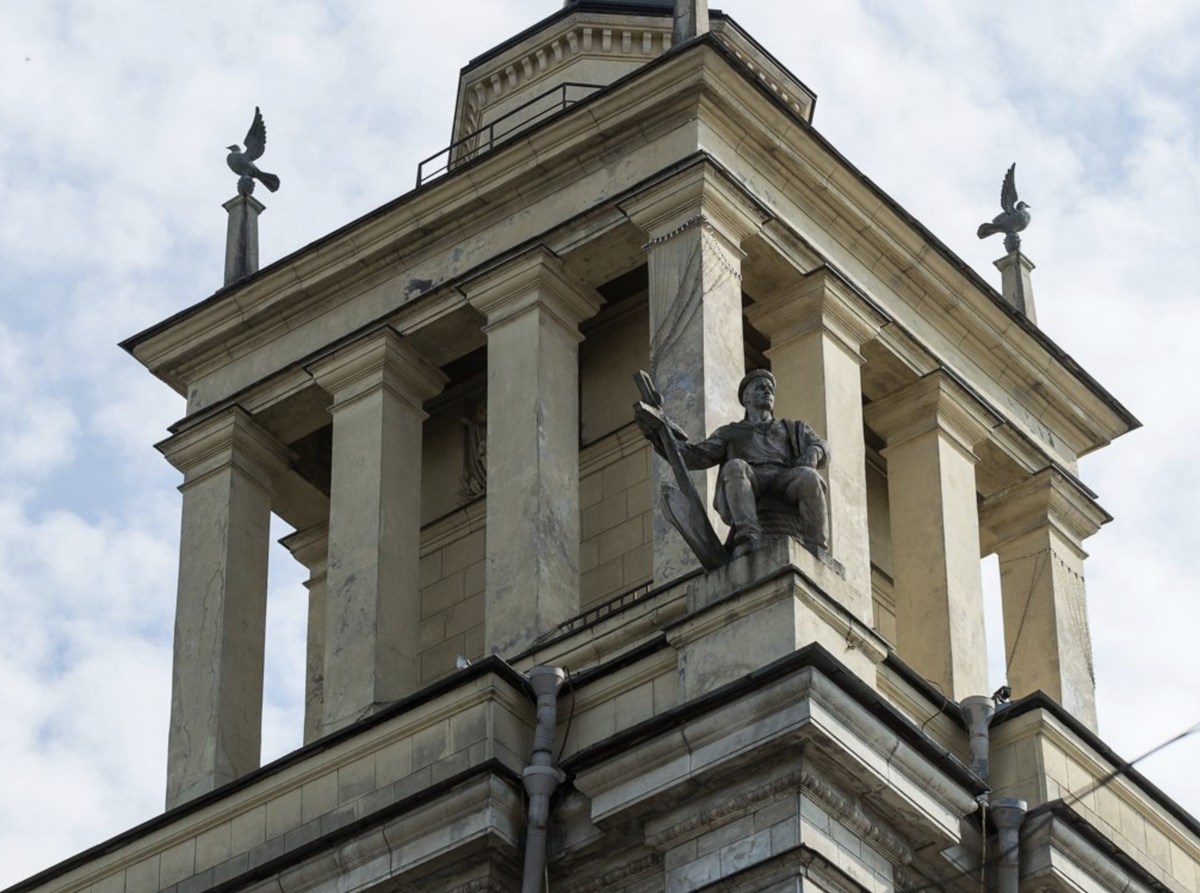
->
[893,719,1200,893]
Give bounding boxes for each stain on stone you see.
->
[404,278,435,299]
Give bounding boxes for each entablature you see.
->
[126,36,1135,475]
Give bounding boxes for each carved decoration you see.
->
[563,852,663,893]
[646,769,805,849]
[799,770,914,866]
[459,398,487,500]
[643,766,914,868]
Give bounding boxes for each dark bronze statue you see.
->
[977,163,1031,252]
[635,369,829,567]
[226,107,281,196]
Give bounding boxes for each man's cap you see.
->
[737,369,776,404]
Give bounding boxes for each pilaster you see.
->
[746,266,886,618]
[622,165,767,583]
[864,372,998,700]
[465,247,603,656]
[311,328,447,733]
[980,468,1107,730]
[157,406,291,808]
[280,522,330,745]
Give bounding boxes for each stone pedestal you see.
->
[994,250,1036,323]
[466,248,602,657]
[746,266,886,619]
[158,407,291,808]
[672,0,709,44]
[223,194,265,286]
[864,373,996,700]
[281,522,330,744]
[311,329,447,733]
[980,468,1106,730]
[668,538,887,699]
[623,166,765,583]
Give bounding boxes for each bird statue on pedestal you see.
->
[226,107,280,196]
[977,163,1030,252]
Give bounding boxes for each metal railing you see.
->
[417,82,603,186]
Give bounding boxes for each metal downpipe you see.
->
[521,666,565,893]
[961,695,996,782]
[991,798,1028,893]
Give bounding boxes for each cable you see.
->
[892,719,1200,893]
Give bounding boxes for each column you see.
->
[280,522,329,744]
[746,266,886,615]
[311,328,446,734]
[158,406,291,808]
[864,372,997,700]
[622,165,765,582]
[465,247,602,656]
[980,468,1106,730]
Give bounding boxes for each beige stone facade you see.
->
[12,4,1196,893]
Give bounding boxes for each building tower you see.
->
[11,3,1200,893]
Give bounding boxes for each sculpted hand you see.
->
[634,403,664,439]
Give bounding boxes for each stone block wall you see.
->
[579,426,654,611]
[30,671,532,893]
[991,708,1200,893]
[413,426,654,685]
[419,502,487,685]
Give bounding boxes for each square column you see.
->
[158,407,291,808]
[746,266,886,616]
[311,329,447,734]
[980,468,1107,730]
[465,247,603,656]
[280,522,329,745]
[864,372,997,700]
[622,166,766,582]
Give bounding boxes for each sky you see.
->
[1,0,1199,885]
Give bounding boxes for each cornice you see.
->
[125,38,1135,462]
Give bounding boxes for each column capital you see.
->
[747,265,888,358]
[980,466,1109,556]
[864,371,999,459]
[620,162,769,250]
[463,246,603,334]
[310,327,447,413]
[280,520,329,573]
[157,405,291,489]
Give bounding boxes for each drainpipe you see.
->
[960,695,996,782]
[991,798,1027,893]
[522,666,566,893]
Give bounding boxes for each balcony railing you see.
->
[417,82,603,187]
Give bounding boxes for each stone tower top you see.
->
[438,0,812,180]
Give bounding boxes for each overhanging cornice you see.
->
[123,34,1137,458]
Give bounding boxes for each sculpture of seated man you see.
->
[637,369,829,558]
